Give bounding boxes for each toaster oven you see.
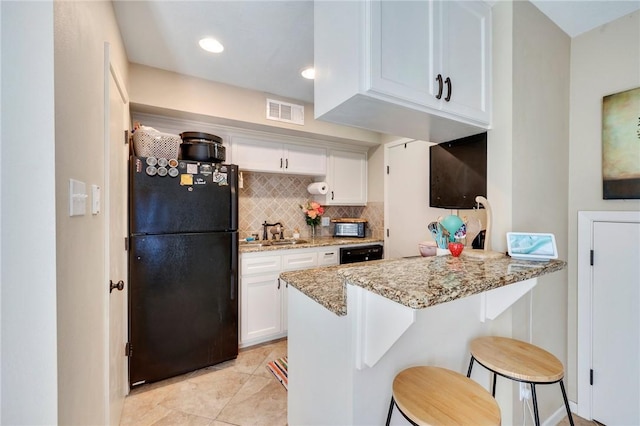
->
[332,219,367,238]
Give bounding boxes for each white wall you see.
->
[567,10,640,400]
[489,1,514,254]
[128,63,381,147]
[367,144,385,203]
[1,1,58,424]
[511,2,571,422]
[0,3,3,419]
[491,2,571,423]
[54,1,129,424]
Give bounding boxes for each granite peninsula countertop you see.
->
[279,255,566,316]
[239,236,383,253]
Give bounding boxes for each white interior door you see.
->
[592,220,640,425]
[385,140,443,259]
[106,47,129,425]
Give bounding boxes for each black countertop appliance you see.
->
[128,156,238,386]
[179,131,226,163]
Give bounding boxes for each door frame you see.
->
[103,42,130,424]
[577,210,640,419]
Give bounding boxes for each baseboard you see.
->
[570,401,578,413]
[239,332,287,349]
[542,400,578,426]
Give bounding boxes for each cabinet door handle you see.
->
[285,158,289,169]
[435,74,443,99]
[444,77,452,102]
[278,278,281,289]
[280,158,283,169]
[331,191,334,200]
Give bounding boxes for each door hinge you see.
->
[386,165,390,175]
[590,369,593,385]
[124,129,130,145]
[126,342,133,357]
[125,237,129,251]
[590,249,594,266]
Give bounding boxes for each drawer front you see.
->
[318,248,339,266]
[241,255,281,275]
[282,252,318,271]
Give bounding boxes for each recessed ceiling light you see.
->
[301,67,315,80]
[199,37,224,53]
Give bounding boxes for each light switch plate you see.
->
[69,179,87,217]
[91,184,101,215]
[321,217,331,227]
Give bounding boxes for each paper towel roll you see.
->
[307,182,329,195]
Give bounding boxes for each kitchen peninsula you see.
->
[280,254,566,425]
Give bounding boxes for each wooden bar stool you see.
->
[386,366,501,425]
[466,336,574,426]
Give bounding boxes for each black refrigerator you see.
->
[128,156,238,386]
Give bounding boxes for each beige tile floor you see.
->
[120,337,593,426]
[119,339,288,426]
[558,414,599,426]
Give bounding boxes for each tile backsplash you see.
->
[239,172,383,240]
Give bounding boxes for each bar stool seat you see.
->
[467,336,573,426]
[386,366,501,426]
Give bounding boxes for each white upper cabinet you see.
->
[438,1,490,122]
[314,0,491,143]
[231,135,327,176]
[314,149,368,206]
[285,144,327,176]
[370,1,440,109]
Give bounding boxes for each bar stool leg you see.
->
[491,372,497,397]
[468,356,497,396]
[560,380,575,426]
[531,384,540,426]
[385,396,395,426]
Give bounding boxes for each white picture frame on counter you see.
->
[506,232,558,261]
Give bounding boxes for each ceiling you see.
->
[113,1,640,105]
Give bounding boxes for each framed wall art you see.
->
[602,86,640,199]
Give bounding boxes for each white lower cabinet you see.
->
[240,253,282,346]
[318,247,340,266]
[282,251,318,271]
[241,273,282,344]
[240,246,340,347]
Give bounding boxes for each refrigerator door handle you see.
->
[231,235,238,301]
[230,273,236,301]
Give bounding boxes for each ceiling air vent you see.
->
[266,98,304,125]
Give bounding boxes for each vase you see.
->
[309,225,316,239]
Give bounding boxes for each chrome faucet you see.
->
[262,221,284,240]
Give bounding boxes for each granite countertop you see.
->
[279,264,351,315]
[279,255,566,316]
[239,236,383,253]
